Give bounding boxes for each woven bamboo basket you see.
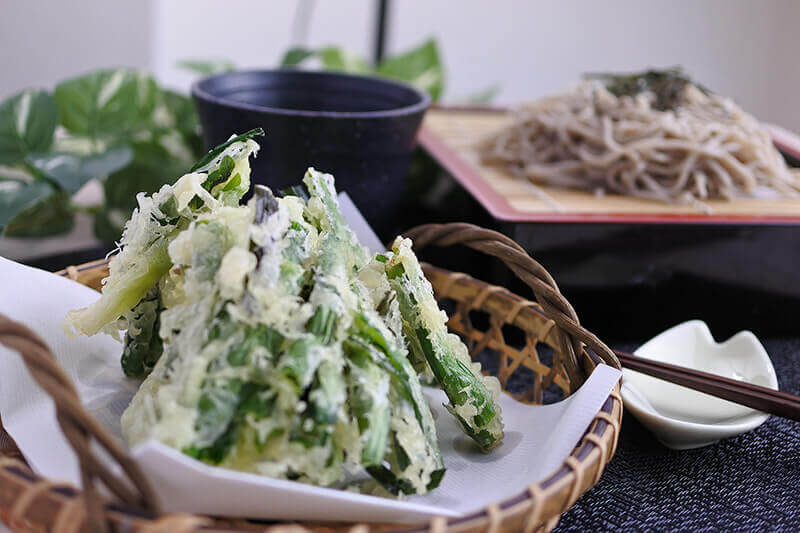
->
[0,223,622,533]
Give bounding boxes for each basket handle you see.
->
[403,223,620,387]
[0,314,161,531]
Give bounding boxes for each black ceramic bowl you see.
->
[192,69,431,238]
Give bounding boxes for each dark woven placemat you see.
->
[555,337,800,532]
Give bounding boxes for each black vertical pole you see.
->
[373,0,390,66]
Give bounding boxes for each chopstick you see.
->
[614,349,800,422]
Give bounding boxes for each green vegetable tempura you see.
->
[65,133,503,495]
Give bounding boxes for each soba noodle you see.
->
[479,81,800,208]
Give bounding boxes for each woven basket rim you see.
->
[1,238,622,532]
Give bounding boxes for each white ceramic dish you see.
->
[621,320,778,450]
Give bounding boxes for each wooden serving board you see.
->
[419,108,800,224]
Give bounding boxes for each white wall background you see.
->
[2,0,799,130]
[0,0,153,94]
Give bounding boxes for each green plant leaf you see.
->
[0,89,58,165]
[26,146,133,195]
[5,190,74,237]
[54,69,158,140]
[161,90,199,134]
[0,166,32,183]
[464,84,501,104]
[280,47,315,67]
[177,60,235,76]
[160,89,204,156]
[318,47,370,74]
[0,180,75,237]
[0,180,54,231]
[377,39,444,101]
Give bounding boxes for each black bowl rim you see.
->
[191,68,432,119]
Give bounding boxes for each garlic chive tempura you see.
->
[386,238,504,451]
[66,133,503,495]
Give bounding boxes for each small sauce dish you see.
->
[621,320,778,449]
